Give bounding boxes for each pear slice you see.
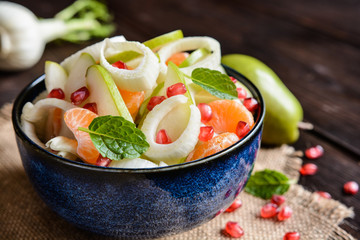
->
[64,52,96,101]
[44,61,67,93]
[86,65,133,122]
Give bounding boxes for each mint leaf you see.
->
[79,116,149,160]
[245,169,295,199]
[190,68,238,100]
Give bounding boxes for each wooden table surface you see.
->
[1,0,359,238]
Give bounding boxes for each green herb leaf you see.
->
[245,169,295,199]
[190,68,238,100]
[79,116,149,160]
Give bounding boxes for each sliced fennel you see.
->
[109,158,166,168]
[141,95,201,165]
[100,39,160,91]
[45,136,78,156]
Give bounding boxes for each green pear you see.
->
[86,65,133,122]
[44,61,67,92]
[221,54,303,145]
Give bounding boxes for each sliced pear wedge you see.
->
[44,61,67,93]
[141,95,201,165]
[86,65,133,122]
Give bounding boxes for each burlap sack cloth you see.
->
[0,103,355,240]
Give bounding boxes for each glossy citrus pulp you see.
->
[118,88,145,120]
[166,52,189,66]
[64,108,99,164]
[186,132,239,162]
[205,100,254,134]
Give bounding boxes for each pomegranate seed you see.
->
[96,155,111,167]
[343,181,359,195]
[305,145,324,159]
[277,205,293,221]
[236,121,250,139]
[260,203,278,218]
[225,199,242,213]
[283,232,300,240]
[112,60,128,69]
[197,103,212,123]
[71,87,89,105]
[230,76,237,83]
[271,194,286,206]
[147,96,166,111]
[83,102,98,114]
[300,163,318,175]
[243,97,259,112]
[316,191,332,199]
[156,129,172,144]
[166,83,187,98]
[224,221,244,238]
[47,88,65,99]
[236,87,247,99]
[198,126,214,142]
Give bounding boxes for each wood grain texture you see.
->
[0,0,359,238]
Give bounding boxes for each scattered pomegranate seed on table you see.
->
[236,121,250,139]
[198,126,214,142]
[225,199,242,213]
[343,181,359,195]
[166,82,187,97]
[147,96,166,111]
[299,163,318,175]
[47,88,65,99]
[71,86,90,105]
[260,203,278,218]
[197,103,212,123]
[271,194,286,206]
[283,231,300,240]
[277,205,293,221]
[315,191,332,199]
[224,221,244,238]
[156,129,172,144]
[83,102,98,114]
[305,145,324,159]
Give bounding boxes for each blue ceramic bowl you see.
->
[12,65,264,239]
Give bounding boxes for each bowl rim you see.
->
[12,65,265,173]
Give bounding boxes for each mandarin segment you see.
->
[118,88,145,120]
[206,99,254,134]
[186,132,239,162]
[64,108,99,164]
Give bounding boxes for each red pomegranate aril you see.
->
[147,96,166,111]
[47,88,65,99]
[236,121,250,139]
[156,129,172,144]
[316,191,332,199]
[198,126,214,142]
[166,82,187,98]
[71,87,90,105]
[271,194,286,206]
[112,60,128,69]
[305,145,324,159]
[260,203,278,218]
[230,76,237,83]
[300,163,318,175]
[243,97,259,112]
[343,181,359,195]
[96,155,111,167]
[283,231,300,240]
[236,87,247,99]
[224,221,244,238]
[225,199,242,213]
[83,102,98,114]
[277,205,293,221]
[197,103,212,123]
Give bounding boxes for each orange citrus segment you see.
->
[166,52,189,66]
[118,88,145,120]
[206,100,254,134]
[186,132,239,162]
[64,108,99,164]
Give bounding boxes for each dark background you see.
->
[1,0,359,238]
